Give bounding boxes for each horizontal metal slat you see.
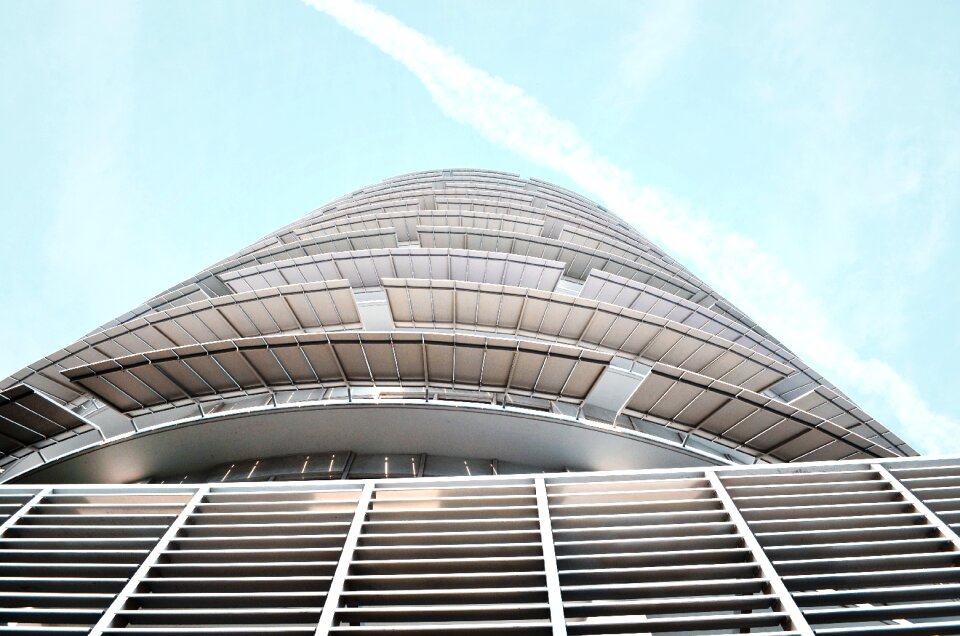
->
[147,561,339,577]
[732,489,900,508]
[349,555,545,575]
[0,562,137,577]
[547,486,715,505]
[353,542,544,559]
[555,532,742,555]
[161,547,343,564]
[328,622,552,635]
[557,546,753,570]
[357,529,540,547]
[551,521,736,542]
[334,603,551,622]
[0,577,126,593]
[719,469,876,487]
[559,561,760,585]
[549,509,729,530]
[170,534,347,550]
[369,494,536,510]
[360,519,540,533]
[193,501,359,514]
[815,619,960,635]
[138,575,334,593]
[0,627,90,634]
[558,576,768,601]
[4,525,170,539]
[344,571,546,591]
[29,504,188,515]
[549,497,723,516]
[102,628,315,635]
[546,478,708,495]
[805,599,960,623]
[725,478,888,496]
[329,621,551,636]
[0,591,113,608]
[783,565,960,590]
[765,537,951,560]
[793,582,960,606]
[365,506,539,521]
[178,522,350,537]
[185,511,354,524]
[774,550,960,575]
[563,610,788,634]
[338,587,548,606]
[202,491,362,504]
[0,548,151,563]
[128,591,327,609]
[17,514,177,526]
[739,500,913,521]
[372,485,534,499]
[563,592,778,616]
[0,607,102,623]
[747,512,925,533]
[756,524,935,546]
[114,607,324,626]
[890,465,960,479]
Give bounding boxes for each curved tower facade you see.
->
[0,170,957,635]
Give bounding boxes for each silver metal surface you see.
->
[0,170,911,471]
[2,456,959,633]
[0,170,934,634]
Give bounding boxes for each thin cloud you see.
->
[607,0,696,116]
[304,0,958,454]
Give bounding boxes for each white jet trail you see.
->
[304,0,958,454]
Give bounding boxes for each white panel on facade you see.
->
[0,160,921,633]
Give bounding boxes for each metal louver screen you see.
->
[0,488,195,633]
[4,456,960,634]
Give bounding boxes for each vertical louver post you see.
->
[314,481,374,635]
[88,487,205,635]
[535,477,567,636]
[706,471,813,635]
[875,463,960,550]
[0,487,47,535]
[1,486,196,632]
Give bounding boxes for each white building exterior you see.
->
[1,170,954,634]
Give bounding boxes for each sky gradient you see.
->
[1,1,958,453]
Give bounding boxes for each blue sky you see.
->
[1,1,958,452]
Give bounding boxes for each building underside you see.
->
[0,170,955,635]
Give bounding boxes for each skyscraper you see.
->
[0,170,957,634]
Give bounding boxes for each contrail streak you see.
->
[304,0,957,453]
